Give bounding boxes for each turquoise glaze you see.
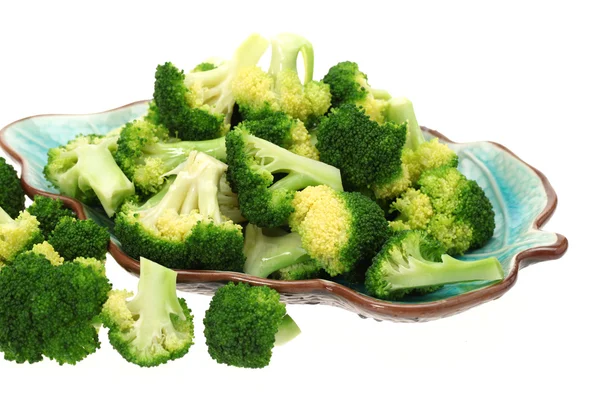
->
[0,101,559,304]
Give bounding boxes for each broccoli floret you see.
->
[43,132,135,217]
[115,151,244,271]
[0,207,43,266]
[323,61,390,123]
[114,119,227,195]
[0,157,25,218]
[243,224,321,279]
[226,125,343,227]
[269,262,327,281]
[365,230,504,300]
[29,241,64,266]
[26,195,75,238]
[390,166,495,255]
[0,251,110,364]
[289,185,390,277]
[153,34,269,141]
[101,257,194,367]
[203,282,300,369]
[317,103,407,192]
[48,217,110,261]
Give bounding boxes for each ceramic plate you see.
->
[0,100,568,322]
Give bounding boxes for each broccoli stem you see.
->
[274,314,301,346]
[386,97,425,151]
[145,136,227,171]
[269,33,314,83]
[127,258,187,350]
[0,206,13,224]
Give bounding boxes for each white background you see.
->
[0,1,596,399]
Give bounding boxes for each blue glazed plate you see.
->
[0,100,568,322]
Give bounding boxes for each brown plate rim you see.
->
[0,100,569,320]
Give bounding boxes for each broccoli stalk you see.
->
[274,314,302,346]
[44,133,135,217]
[268,33,315,84]
[102,257,194,367]
[365,230,503,300]
[385,97,425,151]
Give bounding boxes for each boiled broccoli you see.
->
[44,131,135,217]
[153,34,269,140]
[101,257,194,367]
[0,156,25,218]
[226,125,343,227]
[243,224,321,279]
[390,166,495,255]
[114,119,227,195]
[0,248,110,364]
[26,195,75,238]
[0,206,43,266]
[115,151,244,271]
[365,230,504,300]
[289,185,390,277]
[203,282,300,369]
[323,61,390,123]
[47,216,110,261]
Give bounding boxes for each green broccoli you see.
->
[48,216,110,261]
[323,61,390,123]
[115,151,244,271]
[114,119,227,195]
[203,282,300,369]
[26,195,75,238]
[269,262,327,281]
[43,131,135,217]
[0,248,110,364]
[365,230,504,300]
[243,224,322,279]
[153,34,269,140]
[390,166,495,255]
[225,125,343,227]
[101,257,194,367]
[0,156,25,218]
[289,185,390,277]
[0,206,43,266]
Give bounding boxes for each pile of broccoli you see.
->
[25,32,506,368]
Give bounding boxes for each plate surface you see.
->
[0,100,568,322]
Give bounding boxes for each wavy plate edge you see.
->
[0,100,569,322]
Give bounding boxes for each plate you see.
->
[0,100,568,322]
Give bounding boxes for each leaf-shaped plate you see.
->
[0,100,568,322]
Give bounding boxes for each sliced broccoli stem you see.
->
[274,314,301,346]
[126,258,187,351]
[386,97,425,151]
[269,33,314,83]
[244,225,311,278]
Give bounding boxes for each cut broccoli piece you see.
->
[48,217,110,261]
[365,230,504,300]
[29,241,64,266]
[0,251,110,364]
[114,119,227,195]
[101,257,194,367]
[43,131,135,217]
[226,125,343,227]
[203,282,300,369]
[289,185,390,277]
[243,224,321,279]
[153,34,269,140]
[26,195,75,238]
[115,151,244,271]
[390,166,495,255]
[0,156,25,218]
[269,262,327,281]
[0,207,43,266]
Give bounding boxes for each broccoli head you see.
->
[0,206,43,266]
[115,151,244,271]
[153,34,270,140]
[114,119,227,195]
[289,185,390,277]
[365,230,504,300]
[225,125,343,227]
[0,156,25,218]
[26,195,75,238]
[101,257,194,367]
[203,282,300,369]
[43,131,135,217]
[48,216,110,261]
